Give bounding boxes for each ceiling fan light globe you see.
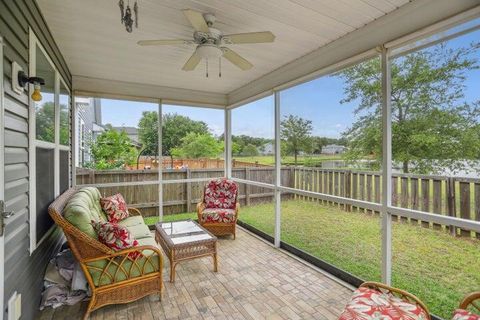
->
[196,44,223,59]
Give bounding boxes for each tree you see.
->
[232,141,241,155]
[171,132,223,159]
[162,113,209,159]
[89,129,137,169]
[138,111,158,155]
[137,112,210,163]
[35,101,55,142]
[338,41,480,173]
[280,115,313,164]
[59,103,69,145]
[230,134,270,155]
[36,101,70,144]
[242,144,259,156]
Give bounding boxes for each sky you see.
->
[100,23,479,139]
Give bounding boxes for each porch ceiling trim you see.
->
[227,0,480,107]
[73,75,227,108]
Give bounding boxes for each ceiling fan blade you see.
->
[137,39,192,46]
[222,48,253,70]
[182,9,209,33]
[182,52,201,71]
[223,31,275,44]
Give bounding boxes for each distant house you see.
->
[75,97,104,167]
[112,126,142,149]
[321,144,346,155]
[259,142,274,155]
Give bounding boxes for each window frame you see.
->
[28,29,71,253]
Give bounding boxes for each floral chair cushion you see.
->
[452,309,480,320]
[91,220,140,259]
[100,193,129,223]
[204,178,238,209]
[338,287,429,320]
[201,208,236,223]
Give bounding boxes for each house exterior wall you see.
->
[0,1,71,319]
[75,97,103,166]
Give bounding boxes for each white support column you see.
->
[274,91,281,248]
[54,72,60,197]
[224,109,232,179]
[158,100,163,221]
[71,95,77,187]
[381,46,393,285]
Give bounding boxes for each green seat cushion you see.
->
[86,237,161,287]
[125,223,152,240]
[118,215,145,228]
[63,187,107,238]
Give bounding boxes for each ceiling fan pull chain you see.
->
[206,58,209,78]
[219,57,222,77]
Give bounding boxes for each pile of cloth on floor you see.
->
[40,248,89,310]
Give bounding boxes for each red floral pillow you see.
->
[91,220,140,259]
[452,309,480,320]
[100,193,129,223]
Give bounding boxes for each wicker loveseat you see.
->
[197,178,240,239]
[48,187,163,319]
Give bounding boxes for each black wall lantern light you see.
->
[11,62,45,102]
[17,70,45,102]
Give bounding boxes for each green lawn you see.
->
[145,200,480,319]
[144,212,196,225]
[233,154,343,166]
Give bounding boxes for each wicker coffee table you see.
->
[155,219,218,282]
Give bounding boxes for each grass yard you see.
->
[233,154,343,166]
[144,200,480,318]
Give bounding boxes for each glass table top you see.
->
[160,220,213,244]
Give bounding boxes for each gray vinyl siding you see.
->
[1,1,71,319]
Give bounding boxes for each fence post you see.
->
[446,177,457,236]
[459,181,471,237]
[345,170,352,212]
[186,169,192,212]
[89,169,95,184]
[475,182,480,239]
[245,168,251,206]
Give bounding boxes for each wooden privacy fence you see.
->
[292,168,480,238]
[127,157,272,170]
[76,167,480,237]
[76,167,292,216]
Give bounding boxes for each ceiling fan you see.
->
[137,9,275,74]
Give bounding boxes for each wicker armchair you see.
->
[338,282,430,320]
[197,178,239,239]
[48,188,163,320]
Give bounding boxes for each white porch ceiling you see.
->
[37,0,410,96]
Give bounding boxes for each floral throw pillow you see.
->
[91,220,140,259]
[100,193,129,223]
[338,287,429,320]
[452,309,480,320]
[204,178,238,209]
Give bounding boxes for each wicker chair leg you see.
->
[83,311,90,320]
[83,293,96,320]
